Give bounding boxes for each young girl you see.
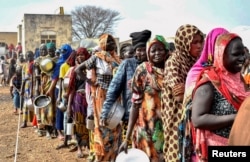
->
[10,66,22,114]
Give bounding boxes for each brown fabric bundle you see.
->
[228,96,250,145]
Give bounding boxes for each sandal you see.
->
[69,145,78,152]
[46,132,52,139]
[56,143,68,150]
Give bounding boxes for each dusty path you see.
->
[0,86,87,162]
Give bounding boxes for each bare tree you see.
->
[71,5,122,40]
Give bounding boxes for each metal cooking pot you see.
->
[106,101,125,130]
[34,95,52,111]
[57,101,67,112]
[63,78,70,90]
[26,98,34,111]
[39,57,55,73]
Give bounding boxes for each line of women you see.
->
[13,23,250,162]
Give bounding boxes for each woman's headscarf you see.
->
[147,35,169,64]
[96,33,121,65]
[76,47,91,60]
[98,34,115,51]
[46,42,56,51]
[164,24,204,97]
[51,44,72,80]
[65,50,76,67]
[145,35,169,90]
[8,43,15,51]
[67,47,90,96]
[184,28,229,105]
[194,33,250,109]
[185,27,229,90]
[174,24,204,55]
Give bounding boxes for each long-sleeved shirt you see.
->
[101,57,140,121]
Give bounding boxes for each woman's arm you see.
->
[56,78,63,105]
[192,83,235,130]
[67,92,74,118]
[118,103,140,153]
[34,64,41,96]
[45,78,58,97]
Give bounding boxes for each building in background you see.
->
[0,32,18,47]
[18,13,72,54]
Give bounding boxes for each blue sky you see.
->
[0,0,250,46]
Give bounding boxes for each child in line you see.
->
[10,66,23,114]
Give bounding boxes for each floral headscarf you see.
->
[194,33,250,109]
[147,35,169,62]
[98,34,116,51]
[96,33,121,65]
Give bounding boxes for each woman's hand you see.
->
[56,98,61,106]
[118,141,129,154]
[99,118,108,127]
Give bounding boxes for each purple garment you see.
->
[72,92,88,116]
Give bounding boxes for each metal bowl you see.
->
[63,78,70,90]
[106,101,125,130]
[26,98,34,111]
[34,95,51,109]
[57,101,67,112]
[39,57,55,73]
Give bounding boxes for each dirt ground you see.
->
[0,86,87,162]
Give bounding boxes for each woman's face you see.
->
[223,38,245,73]
[77,52,87,64]
[123,46,134,59]
[106,36,116,51]
[148,43,168,64]
[190,34,203,57]
[48,48,55,57]
[26,53,34,62]
[40,47,47,57]
[135,46,147,62]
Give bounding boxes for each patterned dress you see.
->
[161,24,204,162]
[80,34,121,162]
[210,87,236,138]
[131,62,164,161]
[22,61,34,122]
[39,56,57,126]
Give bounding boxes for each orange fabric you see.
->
[229,96,250,145]
[193,67,243,110]
[92,86,105,156]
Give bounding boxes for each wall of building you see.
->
[0,32,18,46]
[22,14,72,54]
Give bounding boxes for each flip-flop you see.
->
[69,145,78,152]
[56,143,68,150]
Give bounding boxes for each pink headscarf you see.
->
[185,28,229,90]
